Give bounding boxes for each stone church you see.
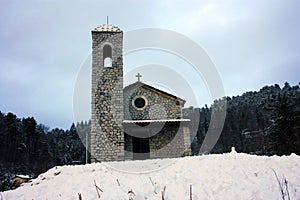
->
[90,24,192,162]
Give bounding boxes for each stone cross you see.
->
[136,73,142,82]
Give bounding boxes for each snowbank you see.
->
[2,150,300,200]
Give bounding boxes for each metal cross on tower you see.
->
[136,73,142,82]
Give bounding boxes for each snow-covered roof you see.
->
[123,119,191,124]
[124,81,186,105]
[14,175,31,179]
[93,24,121,32]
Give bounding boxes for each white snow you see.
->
[14,175,31,179]
[2,149,300,200]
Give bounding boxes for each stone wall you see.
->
[124,83,183,120]
[150,123,191,158]
[123,122,192,160]
[90,29,124,162]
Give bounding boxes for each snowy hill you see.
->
[1,149,300,200]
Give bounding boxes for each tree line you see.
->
[0,115,89,191]
[0,82,299,191]
[184,82,300,156]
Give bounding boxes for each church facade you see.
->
[90,24,191,162]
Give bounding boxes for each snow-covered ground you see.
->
[2,148,300,200]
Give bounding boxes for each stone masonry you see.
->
[123,82,185,120]
[123,82,192,160]
[90,25,124,162]
[90,24,192,162]
[124,122,192,160]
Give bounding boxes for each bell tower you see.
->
[90,24,124,162]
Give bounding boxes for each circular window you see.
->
[132,96,147,110]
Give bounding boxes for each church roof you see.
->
[123,81,186,105]
[93,24,122,32]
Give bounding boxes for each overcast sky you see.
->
[0,0,299,129]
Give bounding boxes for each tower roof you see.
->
[94,24,122,32]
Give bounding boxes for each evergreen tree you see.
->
[269,93,300,155]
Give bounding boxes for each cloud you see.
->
[0,0,300,128]
[153,0,300,97]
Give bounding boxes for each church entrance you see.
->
[132,136,150,160]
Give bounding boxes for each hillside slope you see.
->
[2,149,300,200]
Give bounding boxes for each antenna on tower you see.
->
[106,16,109,24]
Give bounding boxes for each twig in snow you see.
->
[161,185,166,200]
[284,178,290,200]
[78,193,82,200]
[128,189,135,200]
[272,168,290,200]
[149,177,154,186]
[272,169,284,198]
[94,179,103,199]
[54,171,61,176]
[117,179,120,186]
[190,184,192,200]
[149,177,157,194]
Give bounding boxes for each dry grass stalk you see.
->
[149,177,154,186]
[78,193,82,200]
[128,189,135,200]
[94,179,103,199]
[272,168,290,200]
[161,186,166,200]
[190,184,192,200]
